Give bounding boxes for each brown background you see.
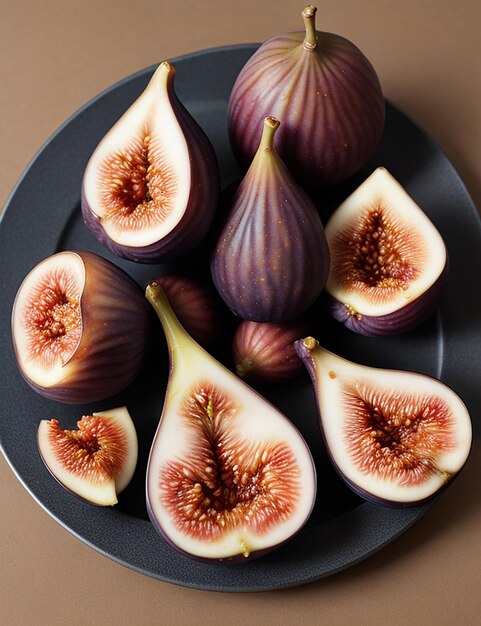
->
[1,1,480,624]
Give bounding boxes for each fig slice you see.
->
[295,338,472,506]
[82,61,219,263]
[12,251,151,403]
[145,282,316,562]
[324,167,448,335]
[37,407,138,506]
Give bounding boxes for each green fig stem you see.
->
[302,5,318,50]
[258,116,280,154]
[145,281,191,356]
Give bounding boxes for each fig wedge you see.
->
[82,61,219,263]
[37,407,138,506]
[325,167,448,335]
[145,282,316,562]
[295,338,472,506]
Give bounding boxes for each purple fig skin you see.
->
[81,65,220,263]
[13,251,152,403]
[327,260,449,336]
[228,6,385,190]
[211,117,330,323]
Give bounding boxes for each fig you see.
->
[228,5,385,189]
[211,116,329,323]
[37,407,138,506]
[233,318,307,384]
[145,282,316,562]
[12,251,151,403]
[295,338,472,506]
[324,167,448,335]
[150,274,218,348]
[81,61,220,263]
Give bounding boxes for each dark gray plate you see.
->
[1,44,480,592]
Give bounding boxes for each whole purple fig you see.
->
[228,5,385,189]
[211,116,329,323]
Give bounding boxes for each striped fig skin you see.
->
[211,117,330,323]
[228,8,385,189]
[233,318,307,384]
[12,251,151,403]
[150,275,219,348]
[82,62,219,263]
[327,261,449,336]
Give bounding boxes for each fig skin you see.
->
[295,338,472,507]
[228,5,385,189]
[12,251,151,403]
[37,407,138,506]
[324,167,449,336]
[150,274,219,348]
[81,61,220,263]
[211,116,330,323]
[327,261,449,336]
[144,282,317,563]
[233,318,307,384]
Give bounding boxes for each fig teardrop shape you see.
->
[211,117,330,323]
[82,61,219,263]
[295,338,472,506]
[324,167,448,335]
[145,282,316,562]
[228,5,385,189]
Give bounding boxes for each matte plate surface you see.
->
[1,45,480,592]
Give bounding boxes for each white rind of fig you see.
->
[12,251,151,403]
[295,339,472,506]
[325,167,448,334]
[145,283,316,562]
[37,407,138,506]
[82,61,219,263]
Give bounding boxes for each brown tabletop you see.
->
[1,1,480,623]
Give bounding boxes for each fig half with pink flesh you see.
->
[324,167,448,335]
[82,61,219,263]
[12,251,151,403]
[37,407,138,506]
[295,338,472,506]
[145,282,316,562]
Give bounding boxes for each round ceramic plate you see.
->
[1,45,480,592]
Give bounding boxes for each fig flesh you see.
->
[12,251,151,403]
[233,318,307,384]
[228,5,385,189]
[295,338,472,506]
[324,167,448,335]
[145,282,316,562]
[211,116,329,323]
[37,407,138,506]
[82,61,219,263]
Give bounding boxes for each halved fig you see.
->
[12,251,151,403]
[145,282,316,562]
[295,338,472,506]
[325,167,448,335]
[81,61,219,263]
[37,407,138,506]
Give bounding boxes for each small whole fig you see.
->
[233,319,307,384]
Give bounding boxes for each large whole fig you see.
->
[211,116,330,323]
[228,5,385,189]
[82,61,219,263]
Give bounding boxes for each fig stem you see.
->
[145,282,191,355]
[302,5,318,50]
[259,117,280,153]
